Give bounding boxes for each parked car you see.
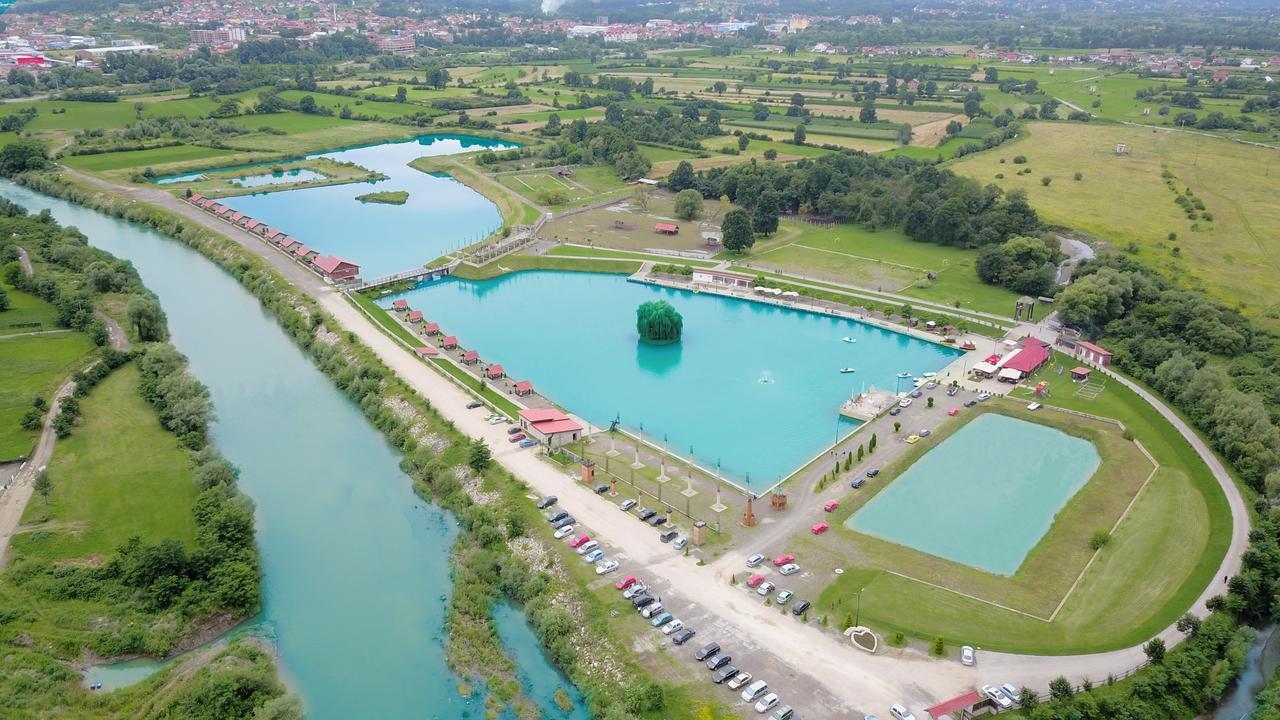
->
[898,398,913,408]
[905,435,921,444]
[575,540,598,555]
[960,645,975,666]
[487,417,505,425]
[756,581,775,596]
[811,522,829,535]
[925,380,937,390]
[706,653,732,671]
[866,468,880,478]
[978,392,992,401]
[910,389,923,398]
[780,563,801,575]
[553,525,575,540]
[673,536,688,550]
[660,529,678,543]
[824,500,839,512]
[1027,402,1041,411]
[746,553,766,568]
[641,602,664,619]
[623,584,647,600]
[754,693,780,714]
[506,433,525,443]
[694,642,721,661]
[507,426,523,435]
[850,476,866,489]
[890,704,917,720]
[619,498,637,512]
[662,619,683,635]
[672,628,696,645]
[889,406,901,416]
[741,680,769,703]
[582,549,604,563]
[947,385,960,396]
[552,516,575,529]
[595,560,619,575]
[569,534,591,549]
[594,483,610,494]
[1000,684,1020,704]
[465,401,483,409]
[773,554,795,567]
[964,399,977,407]
[776,590,793,605]
[649,612,673,627]
[727,672,753,690]
[747,574,765,588]
[770,705,794,720]
[547,510,569,523]
[519,439,537,448]
[712,665,739,684]
[948,408,959,417]
[981,685,1013,710]
[791,600,811,616]
[536,496,558,509]
[648,515,668,527]
[919,428,931,437]
[638,508,657,521]
[615,576,637,590]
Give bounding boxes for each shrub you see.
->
[1041,176,1053,186]
[1012,155,1027,164]
[1074,172,1083,181]
[931,635,945,656]
[1089,529,1111,550]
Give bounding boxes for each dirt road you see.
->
[0,374,76,567]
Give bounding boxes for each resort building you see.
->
[414,346,438,358]
[692,268,754,290]
[995,337,1052,382]
[1073,340,1113,367]
[517,408,583,448]
[392,299,409,312]
[461,350,479,365]
[486,364,505,379]
[407,310,424,323]
[654,222,680,235]
[312,255,360,283]
[514,380,534,397]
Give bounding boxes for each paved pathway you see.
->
[0,373,77,567]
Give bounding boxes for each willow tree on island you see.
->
[636,300,683,344]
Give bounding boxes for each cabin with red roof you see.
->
[407,310,424,323]
[514,380,533,396]
[188,194,205,204]
[279,236,299,251]
[441,336,458,349]
[229,211,245,223]
[392,299,409,311]
[486,364,504,379]
[517,407,583,448]
[311,255,360,282]
[461,350,479,365]
[423,322,440,336]
[654,222,679,235]
[293,245,319,262]
[265,228,283,241]
[414,346,438,358]
[244,219,262,232]
[1074,340,1112,367]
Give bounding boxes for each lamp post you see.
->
[855,586,866,627]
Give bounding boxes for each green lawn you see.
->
[813,352,1231,653]
[0,331,96,461]
[545,244,718,266]
[62,145,238,173]
[495,165,628,207]
[636,143,699,163]
[452,255,642,280]
[0,280,59,334]
[12,364,199,560]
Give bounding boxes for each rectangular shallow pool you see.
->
[849,413,1101,575]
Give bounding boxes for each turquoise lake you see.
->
[231,167,327,188]
[0,181,583,719]
[850,413,1101,575]
[386,271,963,485]
[216,134,514,278]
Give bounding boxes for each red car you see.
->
[746,574,765,588]
[615,575,637,590]
[773,554,795,567]
[824,500,839,512]
[569,534,591,548]
[507,433,526,443]
[811,523,830,535]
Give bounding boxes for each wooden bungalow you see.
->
[392,299,409,312]
[514,380,533,397]
[441,335,458,350]
[1070,366,1092,381]
[422,322,440,336]
[461,350,479,365]
[654,222,679,235]
[244,219,262,232]
[486,364,505,380]
[407,310,424,323]
[293,245,319,262]
[312,255,360,282]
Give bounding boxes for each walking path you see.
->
[61,167,1251,718]
[0,373,77,567]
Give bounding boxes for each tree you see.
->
[859,100,878,124]
[856,445,864,462]
[1017,687,1039,710]
[793,124,806,145]
[674,189,704,221]
[1049,676,1074,701]
[636,300,683,344]
[668,161,695,193]
[468,438,492,473]
[541,112,561,136]
[720,209,754,253]
[963,93,982,118]
[738,135,749,151]
[752,193,780,235]
[426,67,450,89]
[0,284,8,312]
[127,295,168,342]
[34,470,51,503]
[712,81,727,95]
[869,433,878,453]
[394,86,407,103]
[752,103,770,121]
[298,95,318,114]
[1176,612,1202,636]
[0,139,49,177]
[1144,637,1166,664]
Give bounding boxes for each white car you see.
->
[754,693,780,714]
[981,685,1012,710]
[575,540,599,555]
[595,559,619,575]
[746,553,766,568]
[488,416,505,425]
[961,645,975,666]
[727,672,754,690]
[1027,402,1041,411]
[977,392,992,401]
[640,602,664,619]
[741,680,769,703]
[898,398,913,408]
[778,563,800,576]
[662,619,683,635]
[553,525,575,539]
[756,581,775,596]
[1000,684,1021,705]
[622,583,647,599]
[890,704,916,720]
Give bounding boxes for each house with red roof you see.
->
[486,364,505,379]
[312,255,360,282]
[654,222,679,235]
[244,219,262,232]
[1073,340,1112,367]
[407,310,424,323]
[293,245,319,262]
[514,380,533,396]
[279,237,299,252]
[265,228,283,242]
[995,337,1051,382]
[423,322,440,336]
[414,346,438,358]
[229,211,245,223]
[518,407,583,448]
[461,350,479,365]
[392,299,409,311]
[441,335,458,349]
[188,194,205,204]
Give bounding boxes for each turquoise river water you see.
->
[0,180,585,719]
[851,413,1101,575]
[216,134,515,278]
[387,271,963,485]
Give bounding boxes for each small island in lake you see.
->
[356,190,409,205]
[636,299,683,344]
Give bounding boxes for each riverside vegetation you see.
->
[0,205,292,718]
[13,167,737,719]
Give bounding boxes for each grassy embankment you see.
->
[355,190,409,205]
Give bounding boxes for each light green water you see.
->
[850,413,1101,575]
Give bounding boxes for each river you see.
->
[0,179,583,719]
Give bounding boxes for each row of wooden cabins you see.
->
[391,298,535,397]
[185,194,361,283]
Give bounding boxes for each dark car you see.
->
[659,529,678,543]
[947,386,960,396]
[537,496,558,510]
[465,401,483,409]
[648,515,668,527]
[706,653,732,671]
[964,399,978,407]
[694,642,721,661]
[593,483,609,494]
[850,477,866,489]
[791,600,811,616]
[712,665,738,684]
[507,426,523,435]
[889,407,901,416]
[672,628,697,645]
[551,516,575,529]
[638,508,657,521]
[547,510,569,523]
[867,468,880,477]
[632,594,655,608]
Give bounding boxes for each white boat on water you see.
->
[922,372,937,378]
[842,337,857,343]
[896,371,912,378]
[840,368,856,374]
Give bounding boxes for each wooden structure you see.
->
[770,492,787,511]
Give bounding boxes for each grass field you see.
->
[0,331,95,461]
[811,353,1229,653]
[544,244,718,266]
[62,145,239,173]
[0,280,59,335]
[495,165,628,208]
[950,121,1280,325]
[452,255,642,280]
[11,364,199,560]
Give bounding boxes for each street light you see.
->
[855,586,866,627]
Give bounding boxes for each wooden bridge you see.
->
[348,259,460,292]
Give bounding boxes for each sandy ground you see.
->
[910,114,970,148]
[62,168,1250,720]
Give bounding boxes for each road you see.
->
[0,373,77,567]
[61,167,1250,719]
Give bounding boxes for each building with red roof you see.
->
[461,350,479,364]
[1074,340,1112,367]
[654,222,679,235]
[423,322,440,336]
[517,408,583,448]
[229,211,245,223]
[265,228,283,241]
[514,380,533,396]
[312,255,360,282]
[293,245,319,262]
[279,237,299,251]
[486,364,505,379]
[392,299,409,311]
[415,346,438,357]
[441,335,458,349]
[188,194,205,204]
[927,690,982,719]
[407,310,424,323]
[244,219,262,231]
[995,337,1051,382]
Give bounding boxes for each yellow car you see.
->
[905,435,921,444]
